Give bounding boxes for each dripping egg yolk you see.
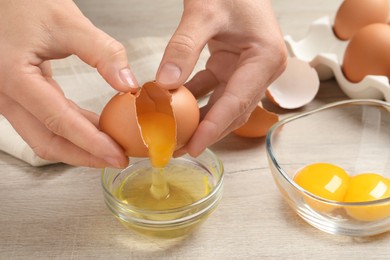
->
[344,173,390,222]
[294,163,350,212]
[138,112,176,168]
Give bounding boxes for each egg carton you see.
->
[284,16,390,102]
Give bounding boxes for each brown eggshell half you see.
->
[233,105,279,138]
[167,85,200,148]
[99,91,148,157]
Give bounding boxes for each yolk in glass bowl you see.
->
[344,173,390,222]
[294,163,350,212]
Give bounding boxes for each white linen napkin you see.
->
[0,36,208,166]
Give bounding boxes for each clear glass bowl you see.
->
[101,149,224,238]
[266,99,390,237]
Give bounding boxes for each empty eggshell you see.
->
[266,57,319,109]
[233,105,279,138]
[333,0,389,40]
[342,23,390,83]
[99,81,199,157]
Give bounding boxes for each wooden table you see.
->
[1,0,389,259]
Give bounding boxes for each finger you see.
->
[156,3,223,88]
[5,74,128,168]
[197,83,225,120]
[188,49,240,117]
[68,100,100,128]
[42,76,100,127]
[173,145,188,158]
[185,69,218,99]
[186,59,270,157]
[39,61,52,77]
[54,8,139,93]
[1,97,128,168]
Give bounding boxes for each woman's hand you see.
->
[0,0,138,167]
[156,0,288,157]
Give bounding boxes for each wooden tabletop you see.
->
[1,0,389,259]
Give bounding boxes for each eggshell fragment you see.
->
[333,0,389,40]
[233,105,278,138]
[342,23,390,83]
[99,81,199,157]
[100,91,147,157]
[266,57,319,109]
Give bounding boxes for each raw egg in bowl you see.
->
[101,149,224,238]
[266,99,390,237]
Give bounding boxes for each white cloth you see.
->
[0,37,208,166]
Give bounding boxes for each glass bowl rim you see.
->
[101,148,224,215]
[266,98,390,207]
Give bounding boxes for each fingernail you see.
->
[191,146,205,158]
[119,68,139,89]
[104,156,123,168]
[158,63,181,85]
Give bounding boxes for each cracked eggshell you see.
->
[100,91,145,156]
[99,81,199,157]
[265,57,320,109]
[233,105,279,138]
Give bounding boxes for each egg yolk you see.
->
[294,163,350,212]
[344,173,390,222]
[137,112,176,168]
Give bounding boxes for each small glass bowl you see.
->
[101,149,224,238]
[266,99,390,237]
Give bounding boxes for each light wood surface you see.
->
[1,0,389,259]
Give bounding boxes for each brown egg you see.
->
[342,23,390,83]
[333,0,389,40]
[233,105,279,138]
[99,81,199,157]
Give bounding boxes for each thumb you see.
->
[156,7,215,89]
[60,16,139,93]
